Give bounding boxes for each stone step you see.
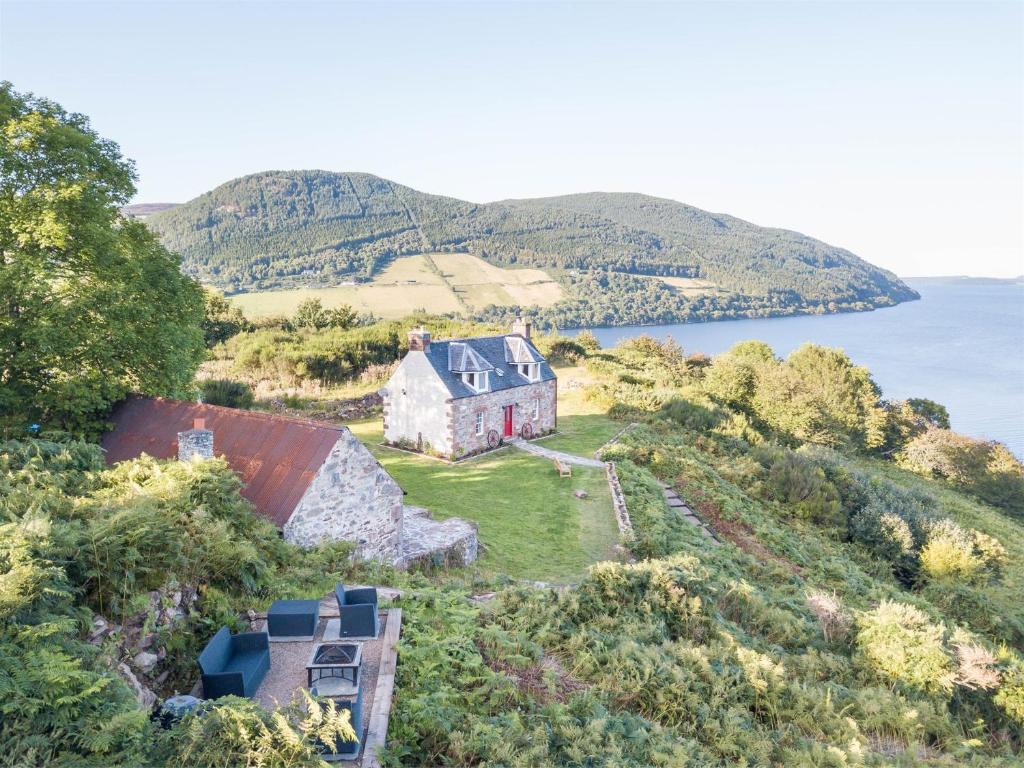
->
[666,498,686,508]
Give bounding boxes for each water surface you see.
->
[571,278,1024,457]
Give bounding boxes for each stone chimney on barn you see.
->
[178,418,214,461]
[408,326,431,352]
[511,315,532,340]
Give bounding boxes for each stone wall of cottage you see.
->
[382,351,453,456]
[450,379,557,459]
[283,429,404,562]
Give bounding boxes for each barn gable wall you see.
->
[283,430,404,561]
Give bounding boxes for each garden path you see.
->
[508,438,606,468]
[658,481,720,545]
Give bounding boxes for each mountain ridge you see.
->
[143,170,918,327]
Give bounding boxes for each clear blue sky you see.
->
[2,0,1021,277]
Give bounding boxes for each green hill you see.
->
[145,170,918,326]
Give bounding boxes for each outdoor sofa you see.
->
[198,626,271,698]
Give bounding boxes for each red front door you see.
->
[503,405,514,437]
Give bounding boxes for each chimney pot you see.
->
[193,417,205,430]
[408,326,431,352]
[511,315,532,340]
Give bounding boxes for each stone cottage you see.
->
[102,396,477,565]
[381,317,557,460]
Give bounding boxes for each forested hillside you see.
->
[145,171,917,327]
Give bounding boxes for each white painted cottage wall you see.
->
[382,352,452,456]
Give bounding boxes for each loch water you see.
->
[572,278,1024,457]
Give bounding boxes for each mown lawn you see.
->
[348,419,620,583]
[539,365,623,456]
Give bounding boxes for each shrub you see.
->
[544,338,587,364]
[855,600,955,695]
[575,329,601,353]
[918,520,981,583]
[659,397,723,432]
[359,361,398,384]
[760,450,841,526]
[159,692,356,767]
[953,641,1000,691]
[918,520,1006,585]
[806,590,852,643]
[198,379,255,409]
[899,428,1024,517]
[994,658,1024,727]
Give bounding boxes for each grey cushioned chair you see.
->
[198,626,271,699]
[310,684,363,758]
[334,584,379,638]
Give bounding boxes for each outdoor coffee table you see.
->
[306,642,362,696]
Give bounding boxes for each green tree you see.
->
[202,289,253,347]
[754,344,886,450]
[0,83,204,436]
[292,297,356,330]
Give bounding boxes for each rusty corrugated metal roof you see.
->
[101,396,344,528]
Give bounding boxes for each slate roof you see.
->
[504,336,542,364]
[422,334,556,399]
[101,396,346,528]
[448,342,494,373]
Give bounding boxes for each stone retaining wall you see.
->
[605,461,633,536]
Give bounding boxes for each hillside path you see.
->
[658,481,720,545]
[508,439,607,468]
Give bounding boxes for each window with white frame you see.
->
[533,397,540,420]
[462,371,488,392]
[518,363,539,381]
[475,412,484,435]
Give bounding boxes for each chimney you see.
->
[408,326,431,352]
[511,315,531,340]
[178,417,214,461]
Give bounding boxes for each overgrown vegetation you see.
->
[0,436,373,765]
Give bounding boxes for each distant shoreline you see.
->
[899,274,1023,283]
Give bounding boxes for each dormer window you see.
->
[517,363,539,382]
[463,371,489,392]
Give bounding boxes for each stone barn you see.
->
[381,317,557,460]
[102,396,477,565]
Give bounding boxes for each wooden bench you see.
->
[554,459,572,477]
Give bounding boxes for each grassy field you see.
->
[651,275,724,296]
[229,253,563,319]
[431,252,564,311]
[347,419,619,583]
